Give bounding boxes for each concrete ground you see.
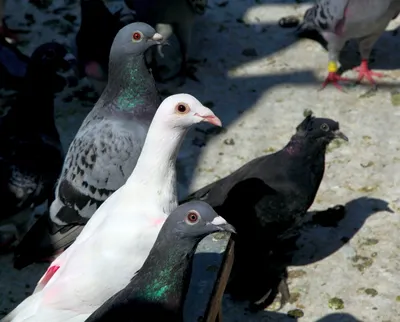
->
[0,0,400,321]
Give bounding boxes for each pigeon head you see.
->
[111,22,164,57]
[295,115,348,143]
[30,42,76,72]
[168,201,236,240]
[157,94,222,128]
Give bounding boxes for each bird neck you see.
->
[284,136,327,161]
[125,120,186,203]
[101,52,159,117]
[135,236,198,319]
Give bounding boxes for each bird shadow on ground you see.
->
[291,196,393,266]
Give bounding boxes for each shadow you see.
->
[315,313,362,322]
[291,196,393,266]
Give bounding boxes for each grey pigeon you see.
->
[124,0,208,82]
[0,42,74,251]
[74,0,136,95]
[85,201,235,322]
[13,22,163,269]
[181,115,348,309]
[3,94,221,322]
[298,0,400,90]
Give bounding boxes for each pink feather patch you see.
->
[37,265,60,289]
[84,61,106,81]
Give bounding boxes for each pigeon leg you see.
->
[320,61,350,91]
[354,32,385,85]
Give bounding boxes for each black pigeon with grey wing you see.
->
[85,200,235,322]
[180,115,348,309]
[0,42,74,250]
[14,23,163,269]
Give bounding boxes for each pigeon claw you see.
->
[353,59,384,85]
[320,72,349,91]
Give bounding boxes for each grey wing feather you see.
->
[305,0,350,31]
[52,119,146,223]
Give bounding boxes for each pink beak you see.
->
[200,114,222,127]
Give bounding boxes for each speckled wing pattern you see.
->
[188,0,208,15]
[0,134,62,221]
[52,118,145,225]
[303,0,350,31]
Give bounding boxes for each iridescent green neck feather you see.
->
[101,52,159,113]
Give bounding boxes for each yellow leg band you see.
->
[328,61,338,73]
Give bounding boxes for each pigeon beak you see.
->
[196,109,222,127]
[210,216,236,234]
[151,33,164,44]
[383,204,394,213]
[333,130,349,142]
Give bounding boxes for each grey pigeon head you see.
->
[110,22,164,58]
[165,201,236,240]
[295,115,348,143]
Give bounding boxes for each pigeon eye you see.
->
[132,31,143,42]
[185,210,200,225]
[175,103,190,114]
[320,123,329,131]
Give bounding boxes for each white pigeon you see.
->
[1,93,222,322]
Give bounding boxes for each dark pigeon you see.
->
[0,42,75,250]
[13,22,163,269]
[180,115,349,308]
[85,200,235,322]
[75,0,135,94]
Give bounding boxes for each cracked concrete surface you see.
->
[0,0,399,321]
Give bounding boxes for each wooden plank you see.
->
[204,237,234,322]
[183,232,235,322]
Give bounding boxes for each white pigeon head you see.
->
[157,94,222,129]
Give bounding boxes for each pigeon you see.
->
[0,42,75,251]
[13,22,165,269]
[124,0,208,82]
[0,35,29,90]
[2,93,221,322]
[181,115,348,308]
[74,0,136,95]
[298,0,400,90]
[85,201,235,322]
